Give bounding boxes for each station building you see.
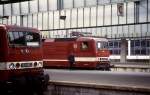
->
[0,0,150,63]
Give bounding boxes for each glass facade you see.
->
[0,0,150,57]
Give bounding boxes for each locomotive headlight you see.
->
[9,63,15,69]
[16,63,20,69]
[34,62,38,67]
[38,62,43,67]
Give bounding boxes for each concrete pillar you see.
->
[128,40,131,56]
[120,38,127,63]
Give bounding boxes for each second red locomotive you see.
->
[43,37,110,70]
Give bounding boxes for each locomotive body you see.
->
[43,37,110,70]
[0,25,49,94]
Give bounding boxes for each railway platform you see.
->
[44,69,150,95]
[111,62,150,72]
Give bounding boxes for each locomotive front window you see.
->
[8,31,40,47]
[97,41,108,50]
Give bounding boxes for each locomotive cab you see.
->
[0,25,49,95]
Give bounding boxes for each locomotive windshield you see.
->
[8,31,40,47]
[97,41,108,50]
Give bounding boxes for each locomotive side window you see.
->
[8,31,40,47]
[81,42,89,50]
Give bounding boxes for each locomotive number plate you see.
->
[21,63,32,67]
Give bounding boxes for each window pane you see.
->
[71,9,77,28]
[105,5,111,25]
[8,17,11,25]
[84,8,90,27]
[38,13,42,30]
[16,16,20,26]
[12,3,20,15]
[64,0,73,9]
[11,16,16,25]
[21,2,29,15]
[65,9,71,28]
[39,0,47,12]
[96,28,101,36]
[54,11,59,29]
[2,19,8,24]
[102,27,107,37]
[0,5,3,16]
[23,16,27,27]
[139,0,147,22]
[60,10,65,29]
[48,11,54,29]
[135,24,141,37]
[43,12,48,29]
[97,6,103,26]
[91,7,96,26]
[119,3,126,24]
[129,25,134,37]
[0,19,2,24]
[78,8,83,27]
[33,14,38,28]
[148,0,150,22]
[29,0,38,13]
[86,0,97,6]
[28,15,32,27]
[48,0,57,11]
[112,26,117,38]
[112,4,118,25]
[113,0,125,3]
[74,0,84,8]
[148,24,150,36]
[4,4,11,16]
[91,28,97,36]
[98,0,110,5]
[123,25,128,37]
[127,2,134,23]
[107,27,112,38]
[141,24,147,37]
[81,42,89,50]
[118,26,123,37]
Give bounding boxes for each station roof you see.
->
[0,0,31,4]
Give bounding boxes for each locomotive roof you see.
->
[44,37,108,42]
[0,24,39,33]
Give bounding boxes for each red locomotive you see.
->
[0,25,49,95]
[43,37,111,70]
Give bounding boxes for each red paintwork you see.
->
[0,25,43,81]
[43,37,110,69]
